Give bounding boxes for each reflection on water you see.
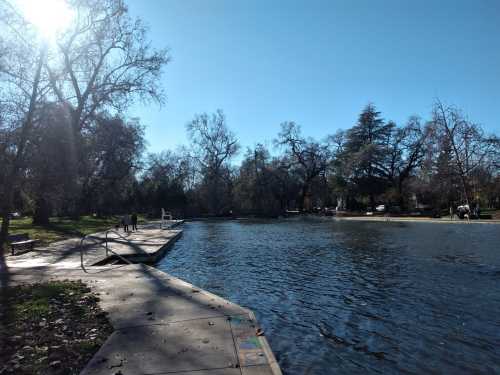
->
[156,218,500,375]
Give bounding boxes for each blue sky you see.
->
[126,0,500,154]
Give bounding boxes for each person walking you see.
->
[131,213,138,231]
[449,205,454,220]
[123,213,131,232]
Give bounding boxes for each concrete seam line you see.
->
[227,317,244,375]
[113,313,250,330]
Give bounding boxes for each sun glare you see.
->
[17,0,74,40]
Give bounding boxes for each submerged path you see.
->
[2,222,282,375]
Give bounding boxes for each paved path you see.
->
[2,223,282,375]
[5,222,183,268]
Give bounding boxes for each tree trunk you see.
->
[0,211,10,311]
[398,178,405,211]
[69,199,81,220]
[0,46,46,250]
[459,173,470,206]
[33,197,51,226]
[0,212,11,249]
[369,193,375,210]
[300,185,307,211]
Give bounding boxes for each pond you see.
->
[156,218,500,375]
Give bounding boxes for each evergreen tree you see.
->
[343,104,394,208]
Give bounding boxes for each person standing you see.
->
[131,213,138,231]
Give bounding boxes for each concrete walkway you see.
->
[2,222,282,375]
[5,221,183,268]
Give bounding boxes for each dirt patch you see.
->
[0,280,113,374]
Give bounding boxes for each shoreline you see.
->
[333,216,500,224]
[184,215,500,225]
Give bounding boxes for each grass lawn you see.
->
[0,281,113,374]
[2,216,123,247]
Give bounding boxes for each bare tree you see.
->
[0,2,47,247]
[0,0,170,240]
[382,116,430,208]
[234,144,286,216]
[40,0,168,219]
[432,100,499,205]
[186,110,239,215]
[275,122,331,210]
[47,0,169,131]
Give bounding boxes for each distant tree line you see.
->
[139,102,499,218]
[11,100,493,221]
[1,0,500,255]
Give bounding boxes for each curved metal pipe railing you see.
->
[80,229,133,269]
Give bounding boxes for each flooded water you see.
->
[156,218,500,375]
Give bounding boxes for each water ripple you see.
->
[157,219,500,375]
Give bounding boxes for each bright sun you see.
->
[17,0,74,40]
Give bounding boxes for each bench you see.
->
[8,233,39,256]
[479,214,493,220]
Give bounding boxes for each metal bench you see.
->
[8,233,39,256]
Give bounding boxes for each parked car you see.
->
[375,204,386,212]
[8,212,21,218]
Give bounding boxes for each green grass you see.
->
[14,298,51,317]
[74,340,102,354]
[8,215,119,245]
[2,215,141,247]
[1,214,147,253]
[11,281,88,319]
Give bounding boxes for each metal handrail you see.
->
[80,234,100,269]
[104,229,134,261]
[80,229,133,269]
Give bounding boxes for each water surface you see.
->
[156,218,500,374]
